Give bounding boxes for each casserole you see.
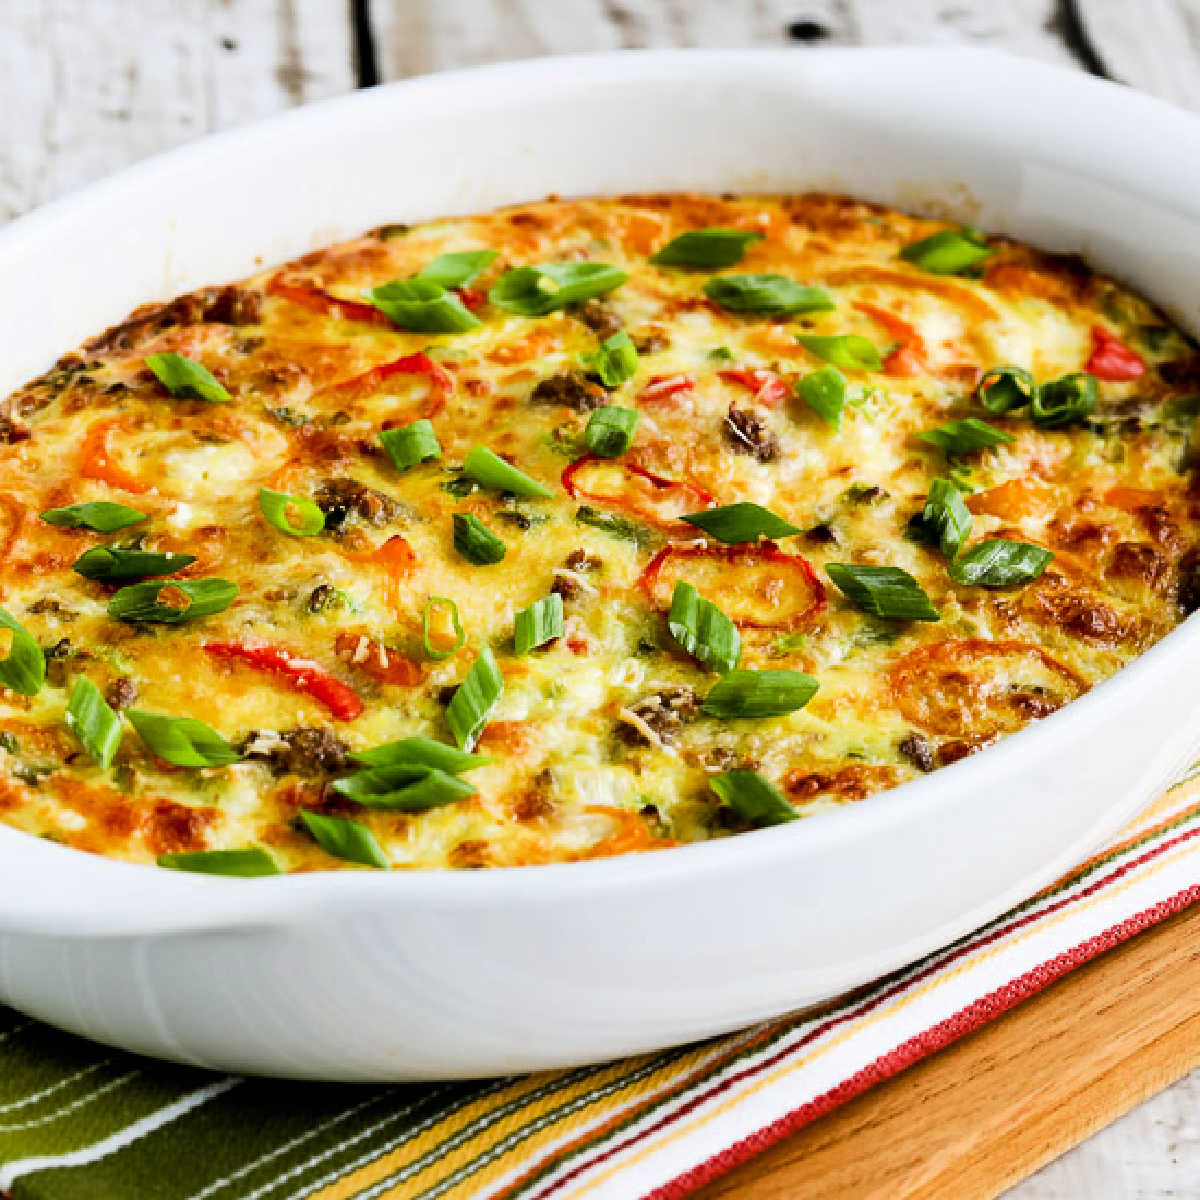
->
[2,47,1200,1080]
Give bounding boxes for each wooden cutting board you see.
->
[698,902,1200,1199]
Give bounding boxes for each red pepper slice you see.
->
[853,301,927,377]
[324,352,453,419]
[333,632,425,686]
[266,274,393,328]
[639,542,826,629]
[456,286,485,311]
[562,454,714,528]
[1086,325,1145,381]
[718,368,790,406]
[203,642,364,721]
[639,374,695,403]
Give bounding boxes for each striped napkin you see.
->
[2,769,1199,1200]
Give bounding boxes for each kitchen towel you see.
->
[1,766,1199,1200]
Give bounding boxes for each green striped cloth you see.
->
[2,767,1199,1199]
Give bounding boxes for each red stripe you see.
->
[525,821,1200,1200]
[652,884,1200,1200]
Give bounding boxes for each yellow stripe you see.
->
[572,839,1196,1198]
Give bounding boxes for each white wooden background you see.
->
[2,1,1199,1195]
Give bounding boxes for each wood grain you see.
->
[693,902,1200,1199]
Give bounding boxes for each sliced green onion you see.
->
[701,669,819,719]
[416,248,498,289]
[39,502,146,532]
[584,405,640,457]
[668,581,741,673]
[126,709,241,767]
[0,608,45,696]
[795,334,882,372]
[379,419,441,472]
[707,346,736,363]
[912,478,973,560]
[575,505,653,547]
[1031,372,1097,428]
[976,365,1036,415]
[349,736,493,772]
[650,228,762,269]
[299,810,389,869]
[368,278,480,333]
[514,593,564,655]
[332,764,476,811]
[157,848,280,877]
[682,502,799,544]
[580,331,638,389]
[422,595,466,660]
[462,445,554,498]
[947,539,1054,587]
[704,274,834,315]
[452,514,506,565]
[145,352,230,402]
[108,578,238,624]
[489,263,628,317]
[710,769,798,827]
[72,546,197,581]
[794,365,848,428]
[446,646,504,750]
[919,418,1015,457]
[257,487,324,537]
[899,227,993,275]
[66,676,121,768]
[826,563,940,621]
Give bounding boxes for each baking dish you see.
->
[2,46,1200,1081]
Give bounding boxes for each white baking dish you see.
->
[2,47,1200,1081]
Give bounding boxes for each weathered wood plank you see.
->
[0,0,355,222]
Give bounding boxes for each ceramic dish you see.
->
[2,47,1200,1081]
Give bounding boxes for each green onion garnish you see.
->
[701,669,819,719]
[107,578,238,624]
[72,546,197,581]
[422,595,466,660]
[65,676,121,768]
[584,405,640,457]
[446,646,504,750]
[462,445,553,498]
[794,365,848,429]
[710,769,798,826]
[947,539,1054,587]
[416,248,498,290]
[899,227,993,276]
[919,418,1015,457]
[976,365,1036,415]
[157,848,280,877]
[453,514,506,565]
[912,478,972,560]
[126,709,241,767]
[826,563,940,621]
[796,334,882,372]
[349,737,493,773]
[1031,372,1097,428]
[0,608,45,696]
[299,810,389,868]
[257,487,325,537]
[650,228,763,269]
[379,419,442,472]
[514,593,564,655]
[668,581,741,673]
[489,263,628,317]
[39,502,146,532]
[575,505,653,547]
[704,274,834,315]
[145,352,230,402]
[332,765,476,811]
[580,331,638,389]
[682,502,799,545]
[368,278,480,333]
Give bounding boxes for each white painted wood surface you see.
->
[1,2,1199,1196]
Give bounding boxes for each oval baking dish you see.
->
[3,47,1200,1080]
